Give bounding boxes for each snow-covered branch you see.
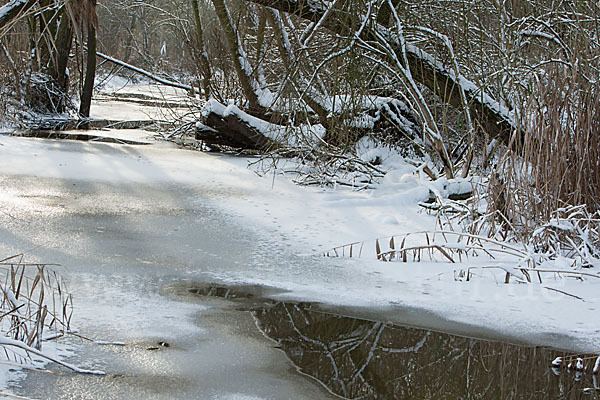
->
[95,51,198,93]
[243,0,518,144]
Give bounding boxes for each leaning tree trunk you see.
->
[265,9,331,130]
[210,0,268,116]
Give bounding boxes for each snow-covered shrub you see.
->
[528,206,600,270]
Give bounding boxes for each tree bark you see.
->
[197,110,277,150]
[49,5,73,95]
[79,22,95,119]
[243,0,517,145]
[191,0,212,99]
[210,0,268,116]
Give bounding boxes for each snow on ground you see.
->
[89,101,173,122]
[1,131,599,356]
[91,76,199,122]
[95,75,191,100]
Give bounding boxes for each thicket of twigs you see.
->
[184,0,600,224]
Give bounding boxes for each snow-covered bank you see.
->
[0,133,598,357]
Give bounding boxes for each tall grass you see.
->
[488,61,600,245]
[525,66,600,217]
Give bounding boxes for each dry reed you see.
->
[0,254,72,364]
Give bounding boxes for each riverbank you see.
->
[1,132,598,350]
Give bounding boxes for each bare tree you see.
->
[77,0,98,119]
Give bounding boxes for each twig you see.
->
[0,390,39,400]
[516,268,600,279]
[543,286,585,301]
[0,337,105,375]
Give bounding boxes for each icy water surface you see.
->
[191,284,600,399]
[0,173,339,399]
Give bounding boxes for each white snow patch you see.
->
[1,135,599,358]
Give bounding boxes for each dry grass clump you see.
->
[526,69,600,216]
[323,230,525,262]
[0,254,103,375]
[488,67,600,237]
[0,254,72,353]
[482,59,600,274]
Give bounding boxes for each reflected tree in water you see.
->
[254,302,598,399]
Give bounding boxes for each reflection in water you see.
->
[252,302,599,399]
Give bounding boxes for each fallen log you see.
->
[95,51,199,94]
[196,97,422,152]
[196,100,279,151]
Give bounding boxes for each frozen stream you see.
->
[0,133,597,399]
[0,172,341,399]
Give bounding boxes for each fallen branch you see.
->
[0,0,37,34]
[515,268,600,280]
[0,337,105,375]
[463,265,529,284]
[0,263,61,267]
[0,389,38,400]
[543,287,585,301]
[95,51,199,94]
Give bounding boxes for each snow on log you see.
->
[197,100,280,150]
[0,0,37,31]
[197,97,422,151]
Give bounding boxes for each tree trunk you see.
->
[191,0,211,100]
[79,15,96,119]
[210,0,268,116]
[49,5,73,95]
